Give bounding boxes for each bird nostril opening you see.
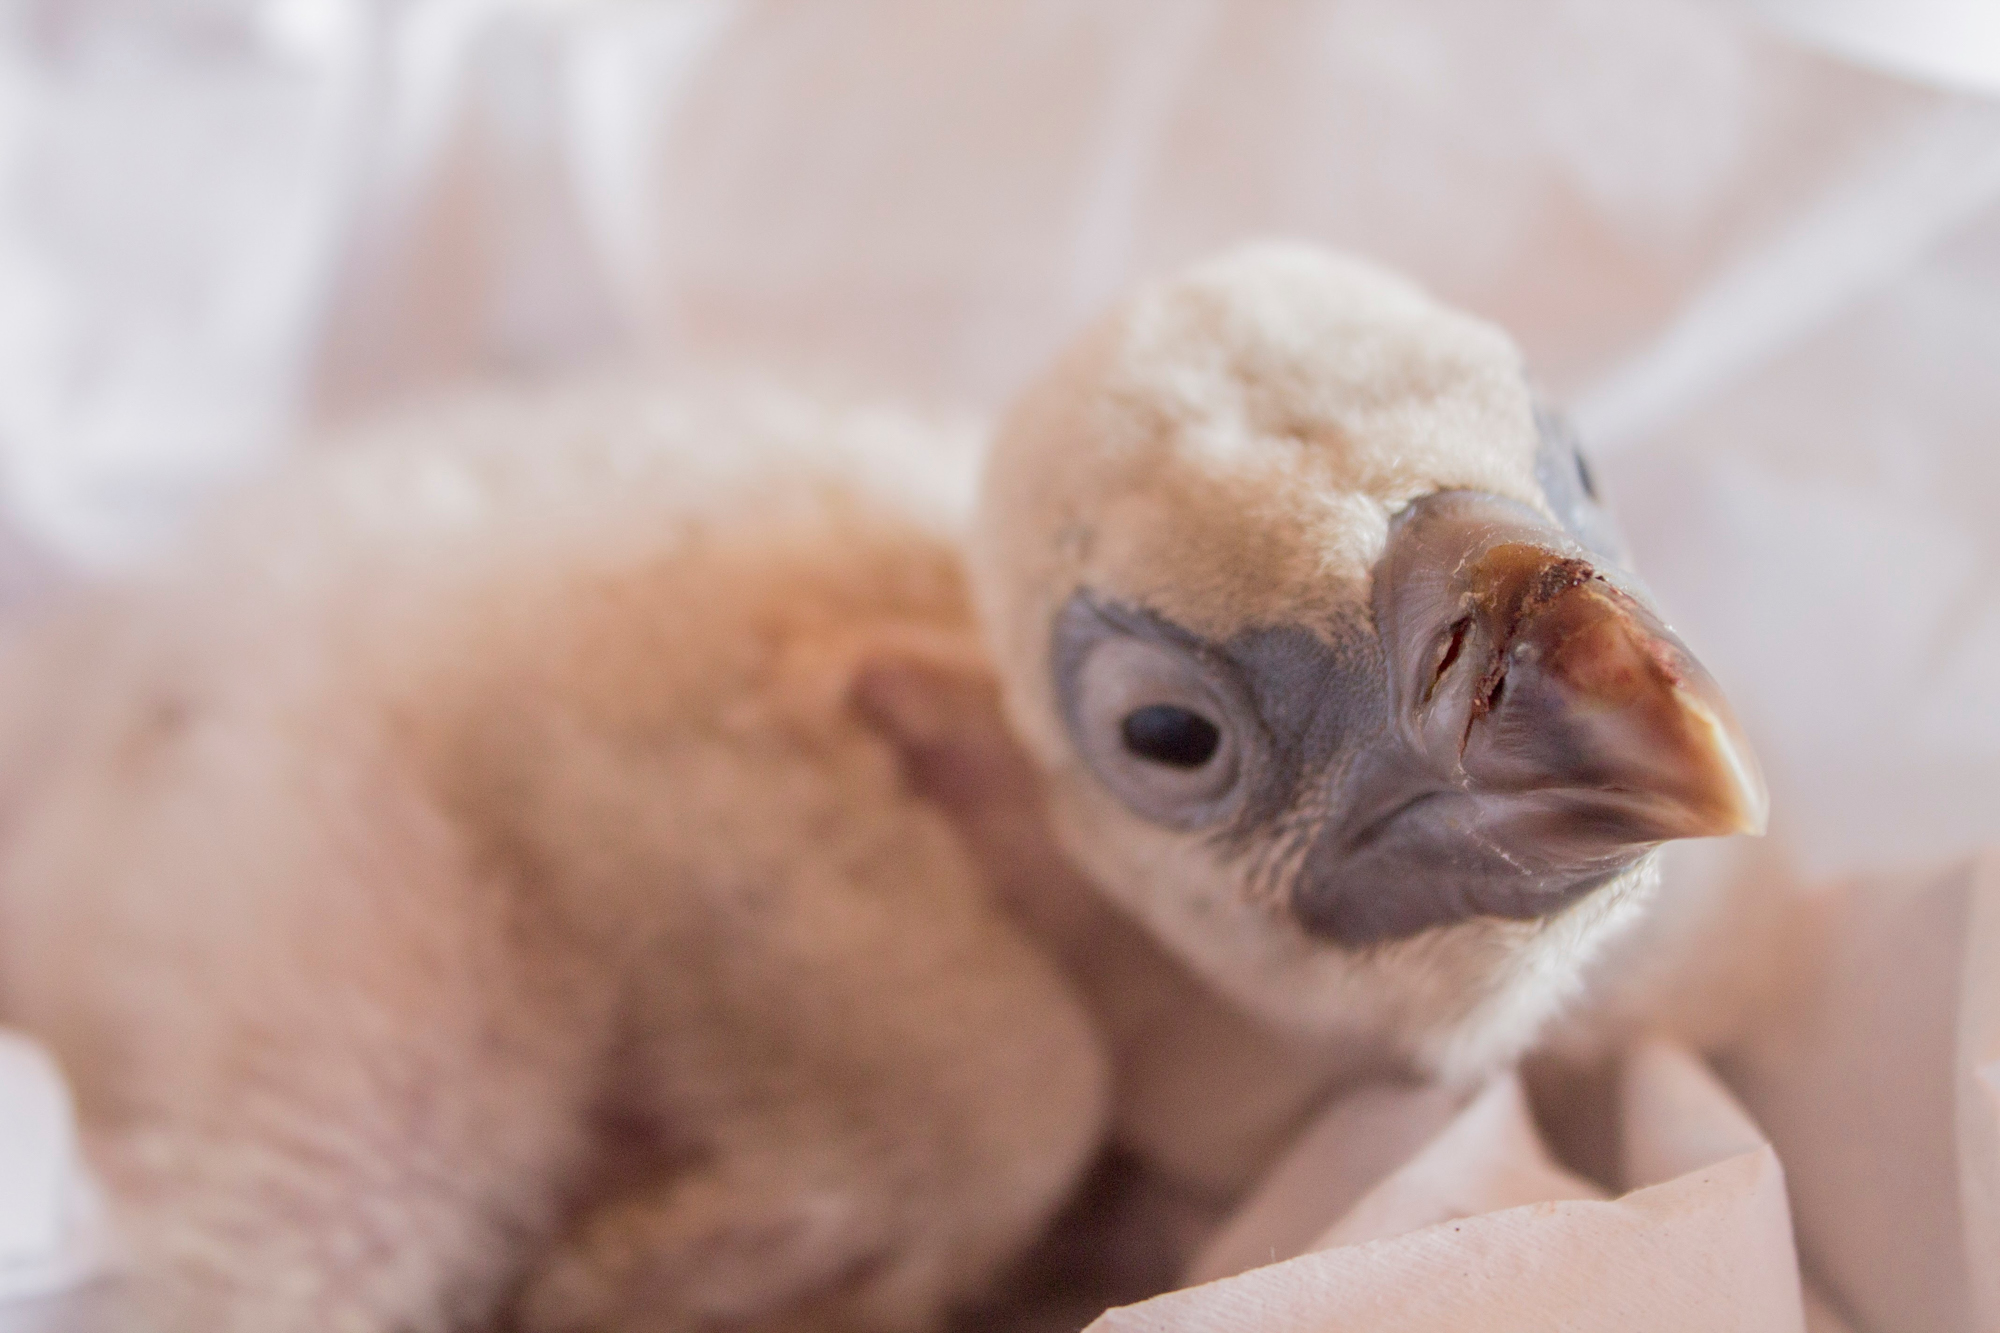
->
[1465,652,1511,753]
[1425,616,1472,704]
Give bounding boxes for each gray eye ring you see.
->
[1052,596,1265,830]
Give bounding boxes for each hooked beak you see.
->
[1294,490,1766,945]
[1383,491,1767,842]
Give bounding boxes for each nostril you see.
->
[1425,616,1472,703]
[1466,651,1511,750]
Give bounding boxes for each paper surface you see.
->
[0,1035,106,1311]
[1088,855,1997,1331]
[1093,1043,1804,1333]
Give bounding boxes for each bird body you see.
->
[0,246,1765,1331]
[0,390,1116,1331]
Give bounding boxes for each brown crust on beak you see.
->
[1459,540,1767,839]
[1465,548,1600,735]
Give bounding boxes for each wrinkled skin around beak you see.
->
[1294,490,1767,946]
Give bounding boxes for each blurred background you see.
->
[0,0,1996,889]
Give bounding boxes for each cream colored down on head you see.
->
[969,243,1643,1076]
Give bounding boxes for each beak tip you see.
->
[1718,788,1770,839]
[1729,784,1771,839]
[1678,688,1769,839]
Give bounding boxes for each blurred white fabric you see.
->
[0,1035,107,1322]
[0,0,1997,1321]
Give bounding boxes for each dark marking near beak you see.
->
[1425,617,1470,707]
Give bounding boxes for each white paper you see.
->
[1736,0,2000,96]
[0,1035,106,1307]
[1090,1041,1807,1333]
[1084,854,1998,1333]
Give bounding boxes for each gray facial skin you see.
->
[1532,407,1628,566]
[1053,419,1766,947]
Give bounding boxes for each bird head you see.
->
[969,244,1766,1077]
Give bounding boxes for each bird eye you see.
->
[1121,705,1221,768]
[1061,628,1253,829]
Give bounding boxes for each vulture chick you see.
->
[0,245,1763,1333]
[971,244,1765,1084]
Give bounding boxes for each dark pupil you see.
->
[1121,705,1220,768]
